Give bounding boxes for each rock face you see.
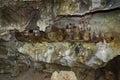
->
[17,9,120,69]
[0,0,120,31]
[51,71,77,80]
[0,0,120,79]
[18,42,94,67]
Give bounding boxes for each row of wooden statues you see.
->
[13,24,114,43]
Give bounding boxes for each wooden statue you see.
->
[83,28,91,41]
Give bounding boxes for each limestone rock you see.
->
[51,71,77,80]
[51,71,59,80]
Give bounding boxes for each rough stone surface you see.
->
[0,0,120,80]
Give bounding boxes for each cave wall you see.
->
[0,0,120,77]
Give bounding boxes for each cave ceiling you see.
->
[0,0,120,28]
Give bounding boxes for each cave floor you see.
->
[0,69,51,80]
[0,68,117,80]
